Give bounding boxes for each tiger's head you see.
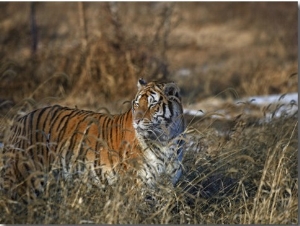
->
[132,78,185,144]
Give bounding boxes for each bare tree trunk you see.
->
[78,2,88,50]
[30,2,38,55]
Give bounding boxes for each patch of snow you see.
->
[183,109,204,117]
[175,68,191,77]
[241,93,298,122]
[239,93,298,105]
[184,92,298,121]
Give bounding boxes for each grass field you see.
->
[0,2,298,224]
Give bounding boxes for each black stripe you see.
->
[35,107,49,153]
[37,107,51,132]
[83,115,94,148]
[101,116,109,143]
[122,110,130,139]
[28,110,34,146]
[20,116,28,151]
[41,106,56,136]
[114,116,119,146]
[107,118,113,148]
[57,109,82,139]
[164,102,173,123]
[144,161,157,181]
[48,107,68,142]
[94,114,105,167]
[67,111,93,152]
[119,114,124,141]
[115,115,120,147]
[28,109,38,160]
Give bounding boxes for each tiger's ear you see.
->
[164,82,180,98]
[137,78,147,90]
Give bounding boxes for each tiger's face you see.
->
[132,79,185,143]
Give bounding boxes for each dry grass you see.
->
[0,112,297,224]
[0,2,298,224]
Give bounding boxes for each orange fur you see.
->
[1,79,186,200]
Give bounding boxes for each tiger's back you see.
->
[1,79,186,200]
[10,105,139,172]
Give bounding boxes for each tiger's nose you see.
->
[135,119,141,125]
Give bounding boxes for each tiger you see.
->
[1,78,186,200]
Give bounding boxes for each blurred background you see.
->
[0,2,297,112]
[0,3,298,224]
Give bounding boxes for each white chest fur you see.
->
[136,132,183,186]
